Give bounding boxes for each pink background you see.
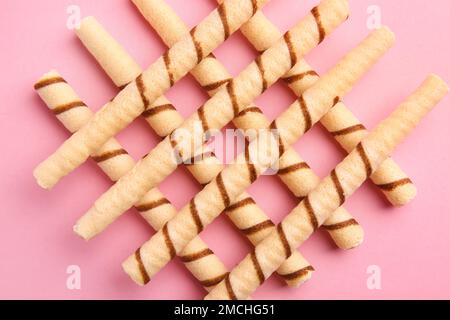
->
[1,0,449,300]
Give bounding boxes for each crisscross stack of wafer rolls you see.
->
[73,0,351,240]
[32,0,449,298]
[34,0,272,189]
[131,0,363,252]
[70,4,367,290]
[71,16,315,288]
[205,75,448,299]
[122,27,396,283]
[213,0,417,206]
[34,70,231,291]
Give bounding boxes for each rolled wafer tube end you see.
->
[75,16,142,87]
[328,223,364,250]
[383,179,417,206]
[274,250,315,287]
[286,270,314,288]
[122,254,148,286]
[427,73,449,93]
[322,207,364,249]
[73,222,92,241]
[33,164,57,190]
[73,207,104,240]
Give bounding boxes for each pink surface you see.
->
[1,0,449,300]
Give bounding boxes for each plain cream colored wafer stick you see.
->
[134,0,362,250]
[73,0,350,241]
[34,70,231,291]
[73,17,141,88]
[77,17,314,287]
[206,75,449,299]
[122,27,394,284]
[33,0,271,189]
[214,0,416,206]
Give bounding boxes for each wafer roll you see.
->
[34,70,229,291]
[286,62,417,206]
[122,28,394,283]
[76,17,183,139]
[34,0,270,189]
[218,0,416,206]
[33,71,134,182]
[136,0,363,249]
[77,16,223,185]
[74,17,142,88]
[76,17,314,286]
[73,0,350,240]
[206,75,449,299]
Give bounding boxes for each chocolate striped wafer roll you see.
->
[33,0,271,189]
[215,1,416,206]
[137,0,363,249]
[34,70,230,291]
[206,75,449,299]
[76,16,221,186]
[73,0,350,240]
[76,17,314,287]
[75,16,184,138]
[122,27,394,284]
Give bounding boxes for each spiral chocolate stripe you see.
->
[135,248,150,285]
[298,95,313,132]
[331,169,345,206]
[241,220,275,236]
[136,74,149,109]
[237,106,263,117]
[169,133,184,161]
[162,224,176,259]
[278,162,310,175]
[200,272,228,288]
[250,251,265,285]
[141,104,176,118]
[34,76,66,90]
[53,101,86,115]
[135,198,171,212]
[283,70,319,84]
[376,178,413,191]
[190,26,204,64]
[225,274,238,300]
[250,0,258,16]
[280,265,315,281]
[331,124,366,137]
[92,149,128,163]
[311,6,325,44]
[190,199,204,233]
[226,80,240,117]
[270,121,285,156]
[217,2,230,40]
[283,31,297,68]
[244,140,257,183]
[356,142,373,179]
[216,172,231,208]
[202,78,232,92]
[255,56,268,92]
[180,248,214,263]
[226,197,256,212]
[323,218,359,231]
[163,52,175,86]
[197,105,210,133]
[184,152,215,166]
[303,197,319,231]
[333,96,341,106]
[277,223,292,259]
